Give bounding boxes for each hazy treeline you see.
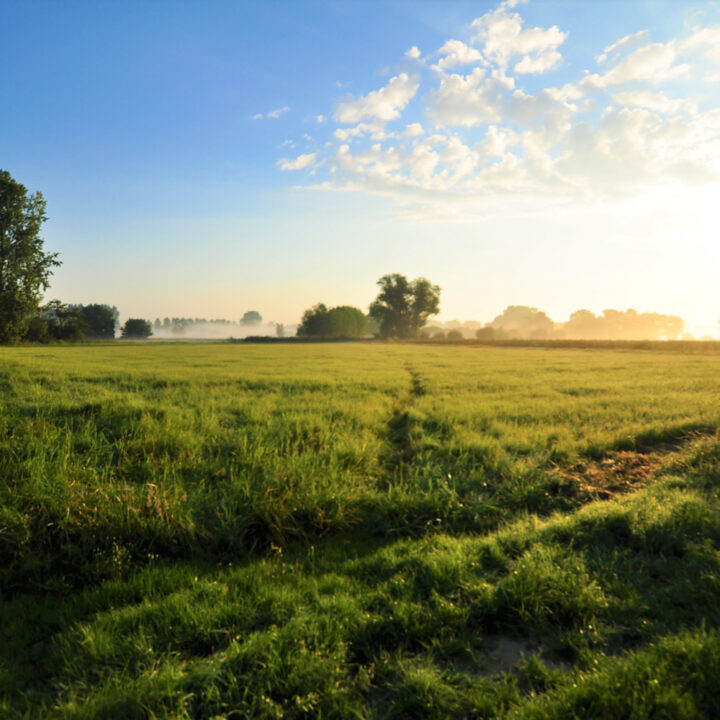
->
[150,315,294,340]
[425,306,686,342]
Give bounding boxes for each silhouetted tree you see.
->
[121,318,153,339]
[369,274,440,339]
[0,170,61,343]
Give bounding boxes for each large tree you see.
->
[369,274,440,339]
[0,170,60,343]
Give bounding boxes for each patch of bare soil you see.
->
[560,451,662,500]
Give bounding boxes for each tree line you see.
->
[0,169,697,344]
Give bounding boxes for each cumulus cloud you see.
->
[432,40,484,71]
[403,122,425,137]
[276,0,720,210]
[425,68,503,126]
[582,42,691,90]
[472,4,567,74]
[278,153,317,171]
[334,73,419,123]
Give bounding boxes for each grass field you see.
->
[2,343,720,718]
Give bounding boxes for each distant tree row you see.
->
[472,306,684,341]
[422,306,685,341]
[151,312,264,335]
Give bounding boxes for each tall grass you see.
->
[2,343,720,717]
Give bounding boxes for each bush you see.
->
[121,318,153,339]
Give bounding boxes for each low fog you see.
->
[148,317,297,340]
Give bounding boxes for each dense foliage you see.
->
[370,273,440,339]
[120,318,153,339]
[2,344,720,717]
[297,303,368,338]
[0,170,60,343]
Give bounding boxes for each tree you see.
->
[0,170,61,343]
[368,274,440,339]
[74,303,118,339]
[121,318,153,339]
[489,305,554,339]
[297,304,368,338]
[240,311,262,326]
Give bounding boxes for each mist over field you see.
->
[148,321,297,340]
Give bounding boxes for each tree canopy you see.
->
[240,311,262,326]
[0,170,60,343]
[120,318,153,339]
[369,274,440,339]
[72,304,119,339]
[297,304,368,338]
[489,305,554,339]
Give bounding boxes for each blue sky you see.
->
[2,0,719,332]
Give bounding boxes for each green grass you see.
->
[2,343,720,718]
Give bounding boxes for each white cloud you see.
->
[403,122,425,137]
[278,153,317,171]
[334,73,419,123]
[280,4,720,211]
[477,125,518,157]
[582,42,690,90]
[425,68,503,126]
[683,25,720,66]
[472,4,567,74]
[316,114,327,123]
[252,106,289,120]
[333,123,388,141]
[432,40,484,71]
[596,30,649,64]
[614,90,697,115]
[514,51,562,74]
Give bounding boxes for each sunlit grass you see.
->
[1,343,720,717]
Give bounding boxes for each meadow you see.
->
[2,342,720,719]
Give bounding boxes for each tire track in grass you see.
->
[380,365,428,476]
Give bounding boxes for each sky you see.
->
[2,0,720,333]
